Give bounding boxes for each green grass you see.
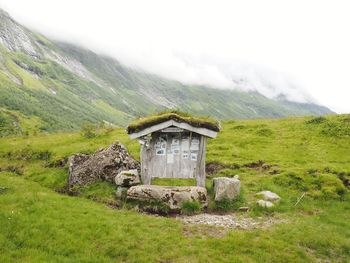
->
[1,172,349,262]
[152,178,196,186]
[0,107,44,136]
[0,114,350,262]
[126,110,220,134]
[181,201,202,215]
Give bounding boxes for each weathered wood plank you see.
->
[140,144,152,184]
[140,130,207,185]
[196,136,207,187]
[130,120,173,139]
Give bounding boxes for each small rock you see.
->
[256,190,281,202]
[238,206,250,212]
[115,169,140,187]
[115,187,128,200]
[256,199,274,208]
[213,177,240,201]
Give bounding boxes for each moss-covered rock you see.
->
[127,185,208,212]
[114,169,140,187]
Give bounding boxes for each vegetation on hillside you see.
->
[0,9,333,137]
[0,115,349,262]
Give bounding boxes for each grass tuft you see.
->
[181,201,202,215]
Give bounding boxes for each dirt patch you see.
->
[269,169,280,175]
[206,162,240,176]
[207,160,280,176]
[177,213,284,230]
[243,160,280,174]
[45,157,68,168]
[0,186,10,195]
[206,162,226,175]
[0,165,24,175]
[244,160,270,170]
[333,171,350,188]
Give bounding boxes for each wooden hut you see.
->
[127,112,220,187]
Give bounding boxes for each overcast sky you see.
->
[1,0,349,113]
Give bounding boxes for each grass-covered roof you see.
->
[127,111,220,134]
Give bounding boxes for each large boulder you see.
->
[256,190,281,202]
[213,177,240,201]
[68,142,139,189]
[115,169,140,187]
[127,185,208,211]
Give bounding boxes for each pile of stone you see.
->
[256,190,281,208]
[177,213,282,230]
[115,169,141,200]
[68,142,139,189]
[211,176,281,210]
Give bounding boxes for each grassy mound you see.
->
[127,111,220,134]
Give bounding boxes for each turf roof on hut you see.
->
[127,111,220,134]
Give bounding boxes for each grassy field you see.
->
[0,115,350,262]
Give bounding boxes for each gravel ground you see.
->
[176,213,283,230]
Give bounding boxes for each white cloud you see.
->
[1,0,349,112]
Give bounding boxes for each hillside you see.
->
[0,8,332,136]
[0,114,349,262]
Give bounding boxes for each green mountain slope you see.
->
[0,8,332,136]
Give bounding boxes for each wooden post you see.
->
[196,136,207,187]
[140,145,152,184]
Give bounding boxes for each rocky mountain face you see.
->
[0,8,333,136]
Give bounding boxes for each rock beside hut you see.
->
[213,176,240,201]
[127,185,208,211]
[68,142,139,189]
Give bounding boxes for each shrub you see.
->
[305,116,327,125]
[320,121,350,137]
[81,123,97,138]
